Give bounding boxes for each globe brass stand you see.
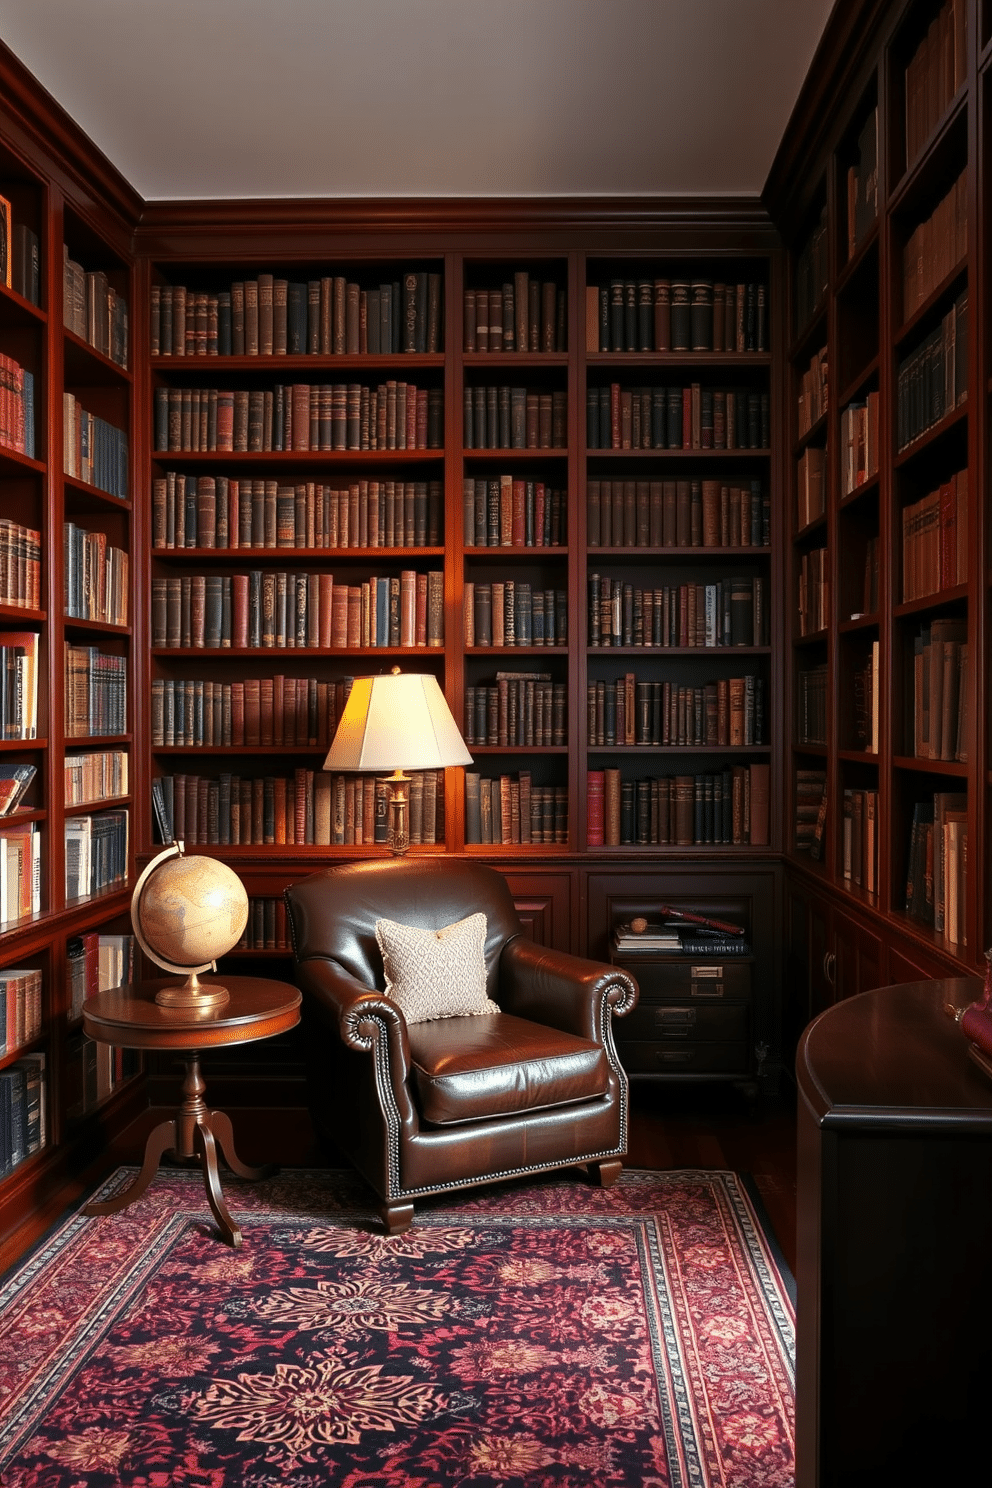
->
[131,843,235,1012]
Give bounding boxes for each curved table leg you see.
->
[83,1120,178,1216]
[195,1123,243,1248]
[208,1107,277,1181]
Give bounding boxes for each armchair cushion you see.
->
[407,1012,610,1126]
[375,911,500,1024]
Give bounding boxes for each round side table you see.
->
[82,975,301,1246]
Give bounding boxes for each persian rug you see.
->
[0,1167,795,1487]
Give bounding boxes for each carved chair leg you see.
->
[589,1159,623,1189]
[381,1200,415,1235]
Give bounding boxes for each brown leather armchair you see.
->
[284,857,638,1233]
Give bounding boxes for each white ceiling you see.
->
[0,0,835,202]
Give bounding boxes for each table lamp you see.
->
[323,667,471,853]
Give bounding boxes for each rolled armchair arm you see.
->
[293,956,415,1117]
[499,937,638,1042]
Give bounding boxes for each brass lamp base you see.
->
[387,768,410,855]
[155,971,230,1013]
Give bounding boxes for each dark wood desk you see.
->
[796,977,992,1486]
[82,976,301,1246]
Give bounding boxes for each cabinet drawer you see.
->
[614,956,752,1000]
[618,1041,751,1075]
[620,1002,749,1043]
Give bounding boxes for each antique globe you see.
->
[131,843,249,1011]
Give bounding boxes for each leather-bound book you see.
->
[586,770,605,846]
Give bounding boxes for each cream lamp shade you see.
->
[323,668,471,852]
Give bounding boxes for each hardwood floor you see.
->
[1,1084,797,1279]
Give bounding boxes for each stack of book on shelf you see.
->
[0,822,40,925]
[0,633,39,740]
[613,906,751,957]
[0,352,36,459]
[62,246,128,368]
[465,274,564,352]
[1,196,40,304]
[0,1050,46,1176]
[902,170,966,317]
[901,471,967,600]
[797,347,828,436]
[0,763,36,816]
[64,811,129,901]
[795,769,827,857]
[795,206,828,333]
[842,789,880,893]
[840,392,879,495]
[903,0,967,172]
[905,792,967,946]
[236,897,290,952]
[1,965,42,1054]
[910,617,967,762]
[0,518,41,608]
[464,386,566,449]
[895,289,967,452]
[65,932,139,1124]
[846,108,878,258]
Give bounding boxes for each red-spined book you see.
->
[511,480,526,546]
[587,770,605,847]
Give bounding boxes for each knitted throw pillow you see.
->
[374,912,499,1024]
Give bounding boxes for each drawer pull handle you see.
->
[659,1051,692,1063]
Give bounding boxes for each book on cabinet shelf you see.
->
[67,931,135,1022]
[464,385,566,450]
[0,632,38,739]
[1,965,41,1056]
[0,353,35,458]
[585,277,767,354]
[64,750,127,806]
[64,645,126,736]
[795,207,828,335]
[464,771,566,846]
[586,675,765,749]
[840,393,879,496]
[852,641,880,753]
[463,475,565,549]
[587,574,767,649]
[797,347,828,436]
[587,478,769,550]
[151,270,443,357]
[586,383,768,450]
[152,675,354,750]
[235,896,290,952]
[64,523,128,625]
[152,769,444,849]
[464,273,564,353]
[846,107,878,259]
[463,583,567,649]
[797,663,828,745]
[902,171,967,319]
[0,821,40,925]
[794,769,827,857]
[1,197,40,305]
[797,448,826,527]
[798,549,828,635]
[63,395,127,498]
[903,0,967,174]
[842,789,879,894]
[151,569,444,651]
[0,519,42,609]
[587,764,768,847]
[464,674,565,748]
[64,810,128,901]
[901,470,967,599]
[909,618,967,762]
[154,474,443,551]
[0,763,36,816]
[895,290,967,452]
[153,380,443,454]
[62,246,128,369]
[0,1051,46,1176]
[904,792,967,945]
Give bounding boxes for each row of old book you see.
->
[795,769,827,857]
[0,822,40,926]
[153,474,444,552]
[845,108,878,260]
[842,789,880,897]
[910,618,967,763]
[588,478,768,550]
[464,774,567,845]
[153,380,444,453]
[903,170,966,320]
[797,447,826,529]
[795,207,829,335]
[1,964,42,1056]
[895,289,967,452]
[152,769,445,848]
[797,346,828,437]
[64,810,128,901]
[63,244,128,369]
[151,271,443,356]
[64,750,127,808]
[852,640,879,753]
[62,393,126,498]
[587,764,770,847]
[798,547,828,636]
[587,279,768,354]
[151,676,354,749]
[587,575,767,649]
[64,645,127,738]
[587,675,765,749]
[151,570,444,651]
[0,518,41,610]
[463,276,566,353]
[463,386,567,449]
[586,384,769,450]
[67,932,134,1020]
[0,197,40,304]
[153,474,443,552]
[840,391,880,498]
[464,676,567,748]
[0,353,36,459]
[462,476,566,549]
[236,897,291,952]
[904,0,967,172]
[905,790,967,946]
[463,583,568,649]
[0,633,39,739]
[0,1051,45,1179]
[901,469,967,600]
[64,523,129,626]
[796,663,827,746]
